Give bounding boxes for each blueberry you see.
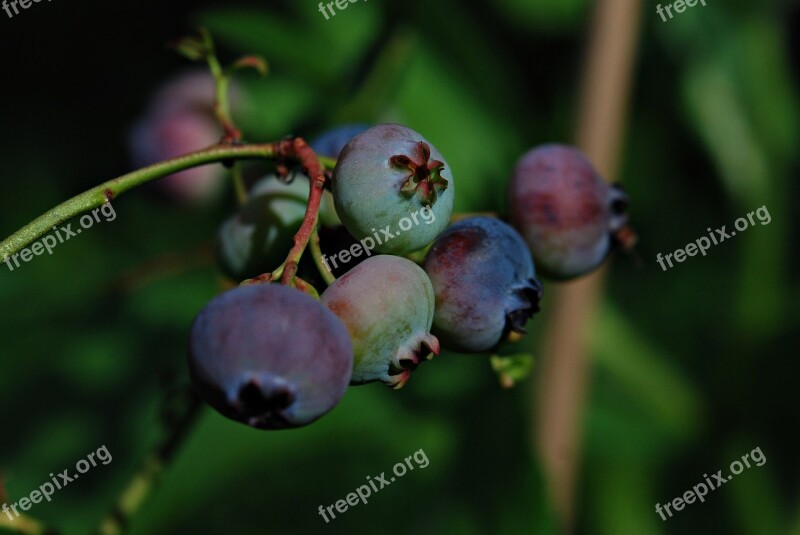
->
[310,124,370,159]
[216,175,309,280]
[508,144,629,279]
[332,124,454,255]
[216,174,339,280]
[128,69,244,205]
[320,255,440,388]
[188,284,353,429]
[129,110,224,204]
[423,216,543,353]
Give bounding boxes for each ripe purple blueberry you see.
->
[321,255,440,388]
[332,124,454,255]
[188,284,353,429]
[508,144,630,279]
[424,216,543,353]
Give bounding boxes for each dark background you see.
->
[1,0,798,533]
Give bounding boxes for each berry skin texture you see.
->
[188,284,353,430]
[332,124,454,255]
[320,255,440,389]
[508,144,629,280]
[310,124,370,159]
[423,216,543,353]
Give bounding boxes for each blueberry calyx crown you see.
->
[233,377,296,428]
[608,183,638,253]
[505,278,544,337]
[387,333,440,389]
[391,141,449,207]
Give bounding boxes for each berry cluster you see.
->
[190,124,632,429]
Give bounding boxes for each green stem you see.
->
[95,395,203,535]
[318,155,337,171]
[291,276,320,298]
[229,162,248,205]
[310,227,335,285]
[0,143,282,261]
[201,28,240,142]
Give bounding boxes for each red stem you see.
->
[272,138,327,285]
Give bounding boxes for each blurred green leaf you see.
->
[592,303,703,442]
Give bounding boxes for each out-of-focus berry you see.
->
[310,124,370,159]
[508,144,629,279]
[128,70,243,205]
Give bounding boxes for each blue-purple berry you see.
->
[508,144,629,279]
[311,124,370,159]
[188,284,353,429]
[423,217,543,353]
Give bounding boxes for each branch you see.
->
[94,394,203,535]
[0,142,337,263]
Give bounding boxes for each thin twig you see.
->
[0,142,280,261]
[272,139,327,286]
[94,394,203,535]
[309,226,335,285]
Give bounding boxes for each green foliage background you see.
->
[0,0,798,533]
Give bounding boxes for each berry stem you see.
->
[0,142,336,263]
[317,155,337,172]
[198,28,249,204]
[291,275,320,298]
[229,162,248,206]
[201,28,242,144]
[238,138,330,289]
[272,139,327,286]
[310,226,336,285]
